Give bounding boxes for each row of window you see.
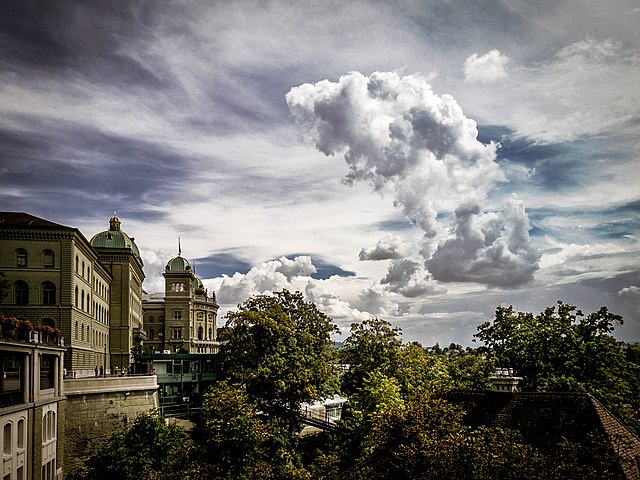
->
[14,248,55,268]
[94,277,108,299]
[12,281,56,305]
[2,418,26,454]
[11,282,110,326]
[74,287,109,323]
[74,321,108,346]
[147,312,215,323]
[75,255,90,281]
[147,326,214,341]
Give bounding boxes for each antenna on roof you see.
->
[178,237,182,256]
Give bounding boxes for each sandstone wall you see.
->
[63,375,158,476]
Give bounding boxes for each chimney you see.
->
[489,368,523,393]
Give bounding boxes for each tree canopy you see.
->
[475,301,640,430]
[220,289,339,432]
[72,297,634,479]
[67,413,190,480]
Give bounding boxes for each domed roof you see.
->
[166,255,190,272]
[90,214,142,260]
[192,277,204,290]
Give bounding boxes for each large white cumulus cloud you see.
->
[207,255,371,332]
[427,197,540,286]
[286,71,503,237]
[211,255,316,305]
[287,71,540,291]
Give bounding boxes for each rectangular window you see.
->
[172,311,182,320]
[17,250,27,267]
[43,250,54,268]
[172,328,182,339]
[41,459,56,480]
[40,355,55,390]
[1,352,24,407]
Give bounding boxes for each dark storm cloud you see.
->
[192,252,254,278]
[0,121,198,220]
[0,1,167,88]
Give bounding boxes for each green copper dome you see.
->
[192,277,204,291]
[166,255,190,271]
[90,214,142,260]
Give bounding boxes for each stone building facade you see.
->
[0,213,112,376]
[0,212,145,375]
[90,215,145,370]
[142,252,219,355]
[0,332,66,480]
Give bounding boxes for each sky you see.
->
[1,0,639,346]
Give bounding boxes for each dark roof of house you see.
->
[0,212,71,229]
[442,390,640,480]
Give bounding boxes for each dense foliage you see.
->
[67,413,190,480]
[73,297,632,479]
[475,301,640,431]
[220,290,340,433]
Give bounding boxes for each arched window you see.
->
[3,423,12,454]
[43,319,55,328]
[75,286,78,307]
[75,256,79,273]
[17,418,25,449]
[42,282,56,305]
[14,281,28,305]
[198,326,203,340]
[82,261,85,279]
[16,248,27,267]
[80,324,84,341]
[81,290,85,310]
[208,327,212,340]
[150,328,155,340]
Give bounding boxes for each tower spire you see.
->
[178,237,181,256]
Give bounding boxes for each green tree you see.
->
[444,348,495,391]
[68,412,190,480]
[195,382,269,477]
[474,301,640,429]
[220,290,339,434]
[190,381,311,479]
[395,342,454,395]
[349,392,549,480]
[339,317,403,396]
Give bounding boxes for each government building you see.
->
[0,211,152,479]
[0,212,145,377]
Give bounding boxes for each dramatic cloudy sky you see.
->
[1,0,639,346]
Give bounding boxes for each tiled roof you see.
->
[0,211,71,229]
